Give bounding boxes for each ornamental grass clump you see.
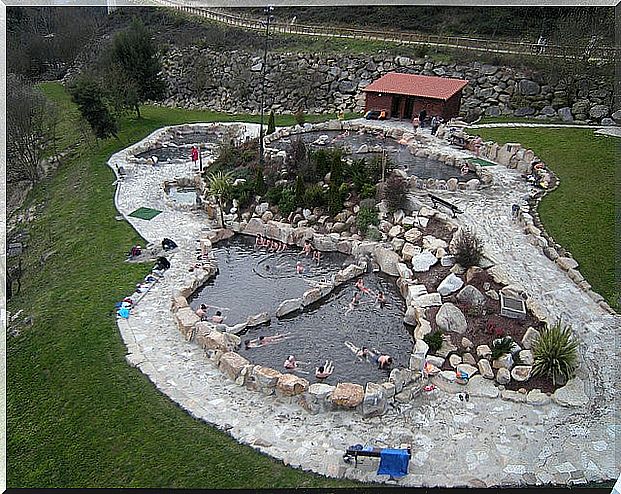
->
[532,321,579,385]
[491,336,514,360]
[452,226,484,268]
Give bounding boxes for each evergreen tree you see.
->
[267,110,276,135]
[69,73,118,139]
[107,18,165,115]
[294,174,305,205]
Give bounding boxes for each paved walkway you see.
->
[108,121,619,488]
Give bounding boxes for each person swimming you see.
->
[244,333,292,349]
[315,360,334,379]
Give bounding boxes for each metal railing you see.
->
[151,0,616,62]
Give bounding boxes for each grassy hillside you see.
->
[475,126,618,310]
[6,82,357,488]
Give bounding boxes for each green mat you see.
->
[128,207,162,220]
[466,157,497,167]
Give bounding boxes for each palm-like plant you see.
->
[207,171,233,227]
[532,321,579,386]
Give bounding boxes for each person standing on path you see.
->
[419,109,427,128]
[411,116,420,133]
[191,145,199,167]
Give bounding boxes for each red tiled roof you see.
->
[362,72,468,100]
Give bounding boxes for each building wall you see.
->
[444,93,462,120]
[364,92,394,116]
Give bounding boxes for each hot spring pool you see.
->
[190,235,413,385]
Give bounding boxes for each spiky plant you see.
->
[207,170,234,227]
[451,227,484,268]
[532,321,579,386]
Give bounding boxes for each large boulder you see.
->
[300,383,335,414]
[402,242,421,262]
[374,246,401,276]
[246,312,271,327]
[334,264,365,285]
[198,330,241,353]
[435,303,468,334]
[362,382,387,417]
[467,375,499,398]
[242,217,266,236]
[521,327,541,350]
[495,367,511,385]
[330,382,365,408]
[276,298,302,318]
[410,250,438,272]
[409,293,442,309]
[511,365,532,382]
[493,353,514,369]
[218,352,250,381]
[404,228,423,244]
[478,358,494,379]
[252,366,282,391]
[437,273,464,296]
[276,373,309,397]
[302,285,333,306]
[552,377,588,407]
[456,285,487,307]
[174,307,201,340]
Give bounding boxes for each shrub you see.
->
[491,336,514,360]
[424,331,443,354]
[302,184,326,209]
[452,227,484,268]
[278,188,297,216]
[327,183,347,216]
[532,321,579,386]
[290,136,309,175]
[360,183,376,199]
[356,206,379,235]
[366,226,382,242]
[368,155,395,183]
[230,179,256,209]
[382,174,408,212]
[359,198,377,210]
[329,148,345,187]
[264,184,284,205]
[294,109,306,126]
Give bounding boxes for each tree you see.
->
[68,72,118,139]
[104,63,141,118]
[107,18,166,113]
[266,110,276,135]
[207,171,234,227]
[6,73,59,184]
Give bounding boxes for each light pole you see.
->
[258,5,274,169]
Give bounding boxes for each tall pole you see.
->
[258,5,273,169]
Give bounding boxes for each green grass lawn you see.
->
[474,127,618,310]
[7,82,358,488]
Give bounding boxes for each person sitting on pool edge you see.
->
[302,240,313,256]
[195,303,208,319]
[315,360,334,379]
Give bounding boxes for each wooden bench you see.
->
[429,194,463,217]
[343,447,412,466]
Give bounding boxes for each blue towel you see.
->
[117,307,130,319]
[377,449,410,478]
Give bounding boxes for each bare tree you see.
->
[7,73,59,184]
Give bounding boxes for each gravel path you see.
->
[108,121,620,488]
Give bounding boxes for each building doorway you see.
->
[391,96,402,119]
[404,97,415,119]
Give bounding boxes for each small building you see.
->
[362,72,468,121]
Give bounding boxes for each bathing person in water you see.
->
[346,292,361,314]
[244,333,292,349]
[296,261,305,274]
[377,355,393,369]
[355,278,371,295]
[376,291,386,307]
[313,249,321,264]
[211,310,225,323]
[195,303,208,319]
[303,240,313,256]
[284,355,298,370]
[315,360,334,379]
[255,234,264,247]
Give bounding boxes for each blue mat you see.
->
[377,449,410,478]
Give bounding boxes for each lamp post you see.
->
[258,5,274,169]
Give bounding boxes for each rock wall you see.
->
[160,46,616,124]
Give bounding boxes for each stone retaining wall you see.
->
[154,47,617,124]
